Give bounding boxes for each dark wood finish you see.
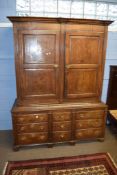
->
[106,66,117,133]
[107,66,117,110]
[8,16,111,150]
[65,31,103,100]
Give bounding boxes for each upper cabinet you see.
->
[8,17,112,105]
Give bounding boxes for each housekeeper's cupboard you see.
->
[8,17,112,151]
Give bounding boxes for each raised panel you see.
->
[65,31,103,99]
[24,34,56,64]
[69,36,100,64]
[18,29,60,102]
[23,69,57,97]
[66,68,98,98]
[66,31,103,65]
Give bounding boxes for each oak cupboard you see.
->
[8,17,112,151]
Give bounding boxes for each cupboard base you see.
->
[12,102,107,151]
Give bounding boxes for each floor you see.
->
[0,126,117,175]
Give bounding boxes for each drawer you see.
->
[53,131,71,142]
[53,112,71,121]
[76,128,103,140]
[53,122,71,131]
[76,119,103,129]
[15,113,48,124]
[17,123,48,133]
[17,132,48,145]
[76,110,104,120]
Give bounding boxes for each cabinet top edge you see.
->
[7,16,113,26]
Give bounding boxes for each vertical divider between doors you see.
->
[59,23,65,103]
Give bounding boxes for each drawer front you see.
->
[17,132,48,145]
[15,113,48,124]
[17,123,48,133]
[53,112,71,121]
[53,122,71,131]
[76,110,104,120]
[53,131,71,142]
[76,119,103,129]
[76,128,103,140]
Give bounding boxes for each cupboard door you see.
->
[65,31,104,99]
[18,30,60,103]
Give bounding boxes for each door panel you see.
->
[24,34,56,64]
[65,31,103,99]
[70,36,100,64]
[66,68,97,98]
[18,30,60,102]
[24,69,57,97]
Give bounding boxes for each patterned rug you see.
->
[3,153,117,175]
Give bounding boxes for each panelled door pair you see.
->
[18,26,104,104]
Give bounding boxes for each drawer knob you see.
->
[60,134,64,139]
[77,132,82,137]
[60,115,64,119]
[35,115,39,119]
[54,64,59,68]
[60,124,64,129]
[40,126,44,130]
[20,136,26,141]
[79,124,82,127]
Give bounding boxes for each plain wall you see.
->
[0,0,117,130]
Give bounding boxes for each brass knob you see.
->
[40,126,44,130]
[35,115,39,119]
[66,65,71,69]
[78,132,82,136]
[60,134,64,139]
[60,124,64,129]
[54,64,59,68]
[21,136,26,140]
[60,115,64,119]
[79,124,82,128]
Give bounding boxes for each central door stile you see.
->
[59,23,66,103]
